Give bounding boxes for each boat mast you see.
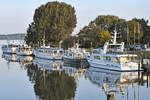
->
[134,24,136,45]
[113,25,117,44]
[127,24,129,45]
[138,23,140,44]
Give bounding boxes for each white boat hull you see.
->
[87,59,139,72]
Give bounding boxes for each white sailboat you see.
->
[86,28,139,71]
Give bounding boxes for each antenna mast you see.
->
[127,24,129,45]
[113,25,117,44]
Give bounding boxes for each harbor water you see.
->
[0,40,150,100]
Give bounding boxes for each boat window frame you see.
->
[94,55,101,60]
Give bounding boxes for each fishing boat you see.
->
[63,43,89,62]
[86,28,139,72]
[2,44,19,54]
[16,45,33,56]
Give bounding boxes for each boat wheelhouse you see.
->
[33,46,64,60]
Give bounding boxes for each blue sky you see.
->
[0,0,150,34]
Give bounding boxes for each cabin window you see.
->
[94,56,100,60]
[126,57,129,60]
[78,54,82,58]
[48,51,52,53]
[39,50,43,52]
[120,57,130,62]
[114,57,120,63]
[60,51,63,54]
[43,50,46,53]
[54,51,57,54]
[106,56,111,61]
[93,50,101,54]
[69,53,72,56]
[131,57,135,61]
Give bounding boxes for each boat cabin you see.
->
[38,47,64,56]
[2,44,19,48]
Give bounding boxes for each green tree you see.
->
[78,24,102,48]
[78,15,150,48]
[100,29,111,45]
[127,19,143,45]
[62,36,77,49]
[137,18,150,44]
[78,15,125,48]
[25,1,76,47]
[94,15,125,29]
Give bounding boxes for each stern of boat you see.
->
[120,62,140,71]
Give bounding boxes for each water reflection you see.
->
[63,58,89,69]
[27,58,88,100]
[26,63,76,100]
[33,58,87,79]
[63,61,87,82]
[33,58,63,71]
[2,53,18,62]
[85,67,149,100]
[2,53,33,67]
[141,55,150,72]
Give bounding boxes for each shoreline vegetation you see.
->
[22,1,150,49]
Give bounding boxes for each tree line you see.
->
[25,1,150,49]
[78,15,150,48]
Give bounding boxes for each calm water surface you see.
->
[0,40,150,100]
